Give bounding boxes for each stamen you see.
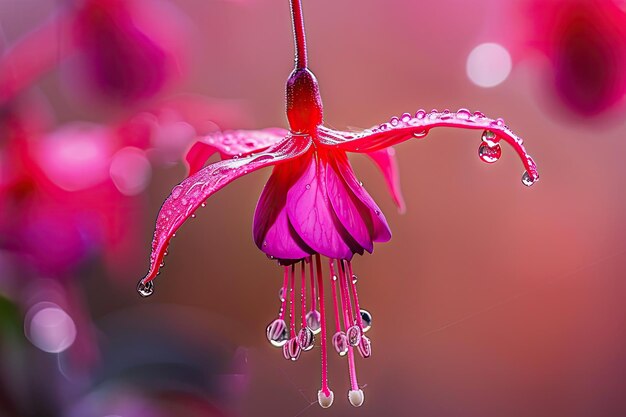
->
[346,261,363,330]
[289,264,296,338]
[338,260,361,400]
[309,257,316,312]
[315,254,334,408]
[279,266,289,320]
[300,261,306,329]
[329,259,341,332]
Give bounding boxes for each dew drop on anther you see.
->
[283,337,301,361]
[478,143,502,163]
[358,335,372,358]
[137,280,154,297]
[267,319,288,347]
[360,309,372,332]
[332,331,349,356]
[347,325,362,347]
[298,327,315,351]
[306,310,322,334]
[521,171,536,187]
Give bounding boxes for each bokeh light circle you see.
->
[466,42,512,88]
[25,302,77,353]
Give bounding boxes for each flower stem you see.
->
[289,0,308,69]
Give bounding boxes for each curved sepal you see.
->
[365,147,406,213]
[141,135,312,285]
[318,109,539,184]
[185,128,288,175]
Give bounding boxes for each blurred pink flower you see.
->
[0,0,189,105]
[504,0,626,117]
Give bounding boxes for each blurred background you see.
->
[1,0,626,416]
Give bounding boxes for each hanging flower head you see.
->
[138,0,539,408]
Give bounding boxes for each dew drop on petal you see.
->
[360,309,372,332]
[347,325,362,347]
[390,116,400,126]
[305,184,311,190]
[415,109,426,119]
[137,280,154,297]
[332,331,349,356]
[298,327,315,351]
[481,130,498,147]
[478,143,502,163]
[521,171,536,187]
[267,319,289,347]
[401,113,412,123]
[456,108,471,119]
[171,185,183,199]
[306,310,322,334]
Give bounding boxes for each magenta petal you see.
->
[286,152,353,260]
[365,147,406,213]
[141,137,312,284]
[334,152,391,243]
[317,110,538,182]
[186,129,288,175]
[253,158,313,260]
[325,154,373,253]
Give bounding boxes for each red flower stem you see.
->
[329,259,341,332]
[289,0,308,69]
[316,254,331,396]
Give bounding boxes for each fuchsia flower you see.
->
[138,0,539,408]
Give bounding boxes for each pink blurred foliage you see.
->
[0,0,191,106]
[502,0,626,118]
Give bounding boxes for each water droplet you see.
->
[263,241,268,247]
[305,184,311,190]
[358,181,363,187]
[346,325,362,347]
[360,309,372,332]
[401,113,412,122]
[332,331,348,356]
[415,109,426,119]
[413,130,427,138]
[266,319,288,347]
[298,327,315,351]
[278,287,285,302]
[171,185,183,199]
[374,210,380,216]
[390,117,400,126]
[521,171,536,187]
[456,108,471,119]
[358,335,372,358]
[473,111,485,118]
[137,280,154,297]
[351,275,358,284]
[191,213,196,218]
[478,143,502,163]
[201,202,206,208]
[332,275,338,282]
[283,337,301,361]
[481,130,498,147]
[306,310,322,334]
